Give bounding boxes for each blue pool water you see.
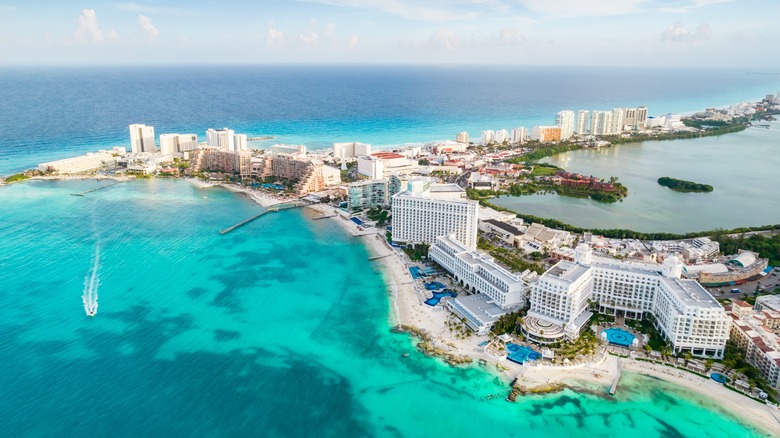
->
[506,344,542,364]
[424,282,445,290]
[711,373,729,384]
[604,328,636,348]
[424,290,458,307]
[350,217,364,226]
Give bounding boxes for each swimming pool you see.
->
[506,343,541,364]
[603,328,636,348]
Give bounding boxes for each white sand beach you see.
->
[308,204,780,435]
[186,179,289,208]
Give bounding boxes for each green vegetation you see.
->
[624,314,667,351]
[556,329,599,360]
[366,207,391,226]
[529,164,560,177]
[609,121,747,144]
[478,197,780,242]
[478,236,545,275]
[722,340,776,402]
[712,230,780,266]
[657,176,713,193]
[3,173,29,183]
[403,243,429,261]
[506,143,581,163]
[491,310,527,335]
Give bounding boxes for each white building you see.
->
[494,129,509,144]
[456,131,469,144]
[556,110,575,140]
[271,144,307,157]
[357,152,415,179]
[206,128,235,151]
[511,127,527,144]
[481,130,495,145]
[234,134,248,151]
[129,124,155,154]
[611,108,625,134]
[348,179,387,210]
[430,234,527,309]
[38,152,117,174]
[391,178,478,250]
[333,142,372,160]
[321,165,342,186]
[590,111,607,136]
[159,133,198,156]
[575,110,590,135]
[526,245,730,358]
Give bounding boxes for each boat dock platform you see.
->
[71,180,124,196]
[368,253,393,261]
[609,359,622,395]
[312,213,337,220]
[219,202,307,235]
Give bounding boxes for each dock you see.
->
[609,359,622,395]
[71,180,123,196]
[312,213,336,220]
[368,253,393,261]
[219,202,307,235]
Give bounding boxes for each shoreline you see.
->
[307,203,780,435]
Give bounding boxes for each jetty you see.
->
[368,253,393,261]
[71,180,123,196]
[219,202,308,235]
[609,359,622,395]
[312,213,337,220]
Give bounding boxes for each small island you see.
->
[657,176,713,193]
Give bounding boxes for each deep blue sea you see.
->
[1,67,778,436]
[1,66,779,175]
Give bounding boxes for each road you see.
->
[705,267,780,299]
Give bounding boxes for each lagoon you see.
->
[493,121,780,233]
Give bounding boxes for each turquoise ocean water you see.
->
[0,179,769,436]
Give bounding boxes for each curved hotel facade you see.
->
[526,245,730,358]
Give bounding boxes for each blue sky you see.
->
[1,0,778,66]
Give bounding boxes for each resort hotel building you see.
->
[525,245,730,358]
[729,296,780,391]
[391,178,479,250]
[430,234,530,335]
[348,179,388,210]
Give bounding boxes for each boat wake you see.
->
[82,246,100,317]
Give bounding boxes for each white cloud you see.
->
[429,29,460,51]
[266,25,284,47]
[107,30,120,41]
[515,0,651,18]
[76,9,110,43]
[299,0,479,22]
[348,35,359,49]
[113,2,182,14]
[325,23,336,37]
[499,27,518,44]
[661,0,732,14]
[662,23,712,45]
[299,32,319,46]
[138,15,159,39]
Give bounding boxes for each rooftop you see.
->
[545,260,591,285]
[484,219,523,236]
[661,277,721,309]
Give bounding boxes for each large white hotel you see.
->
[430,234,529,334]
[526,245,730,358]
[391,178,479,250]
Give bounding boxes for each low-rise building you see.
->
[38,152,118,174]
[729,304,780,390]
[482,219,523,246]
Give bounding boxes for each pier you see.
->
[609,359,622,395]
[71,180,123,196]
[312,213,337,220]
[219,202,308,235]
[368,253,393,261]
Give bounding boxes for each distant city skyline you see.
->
[1,0,779,67]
